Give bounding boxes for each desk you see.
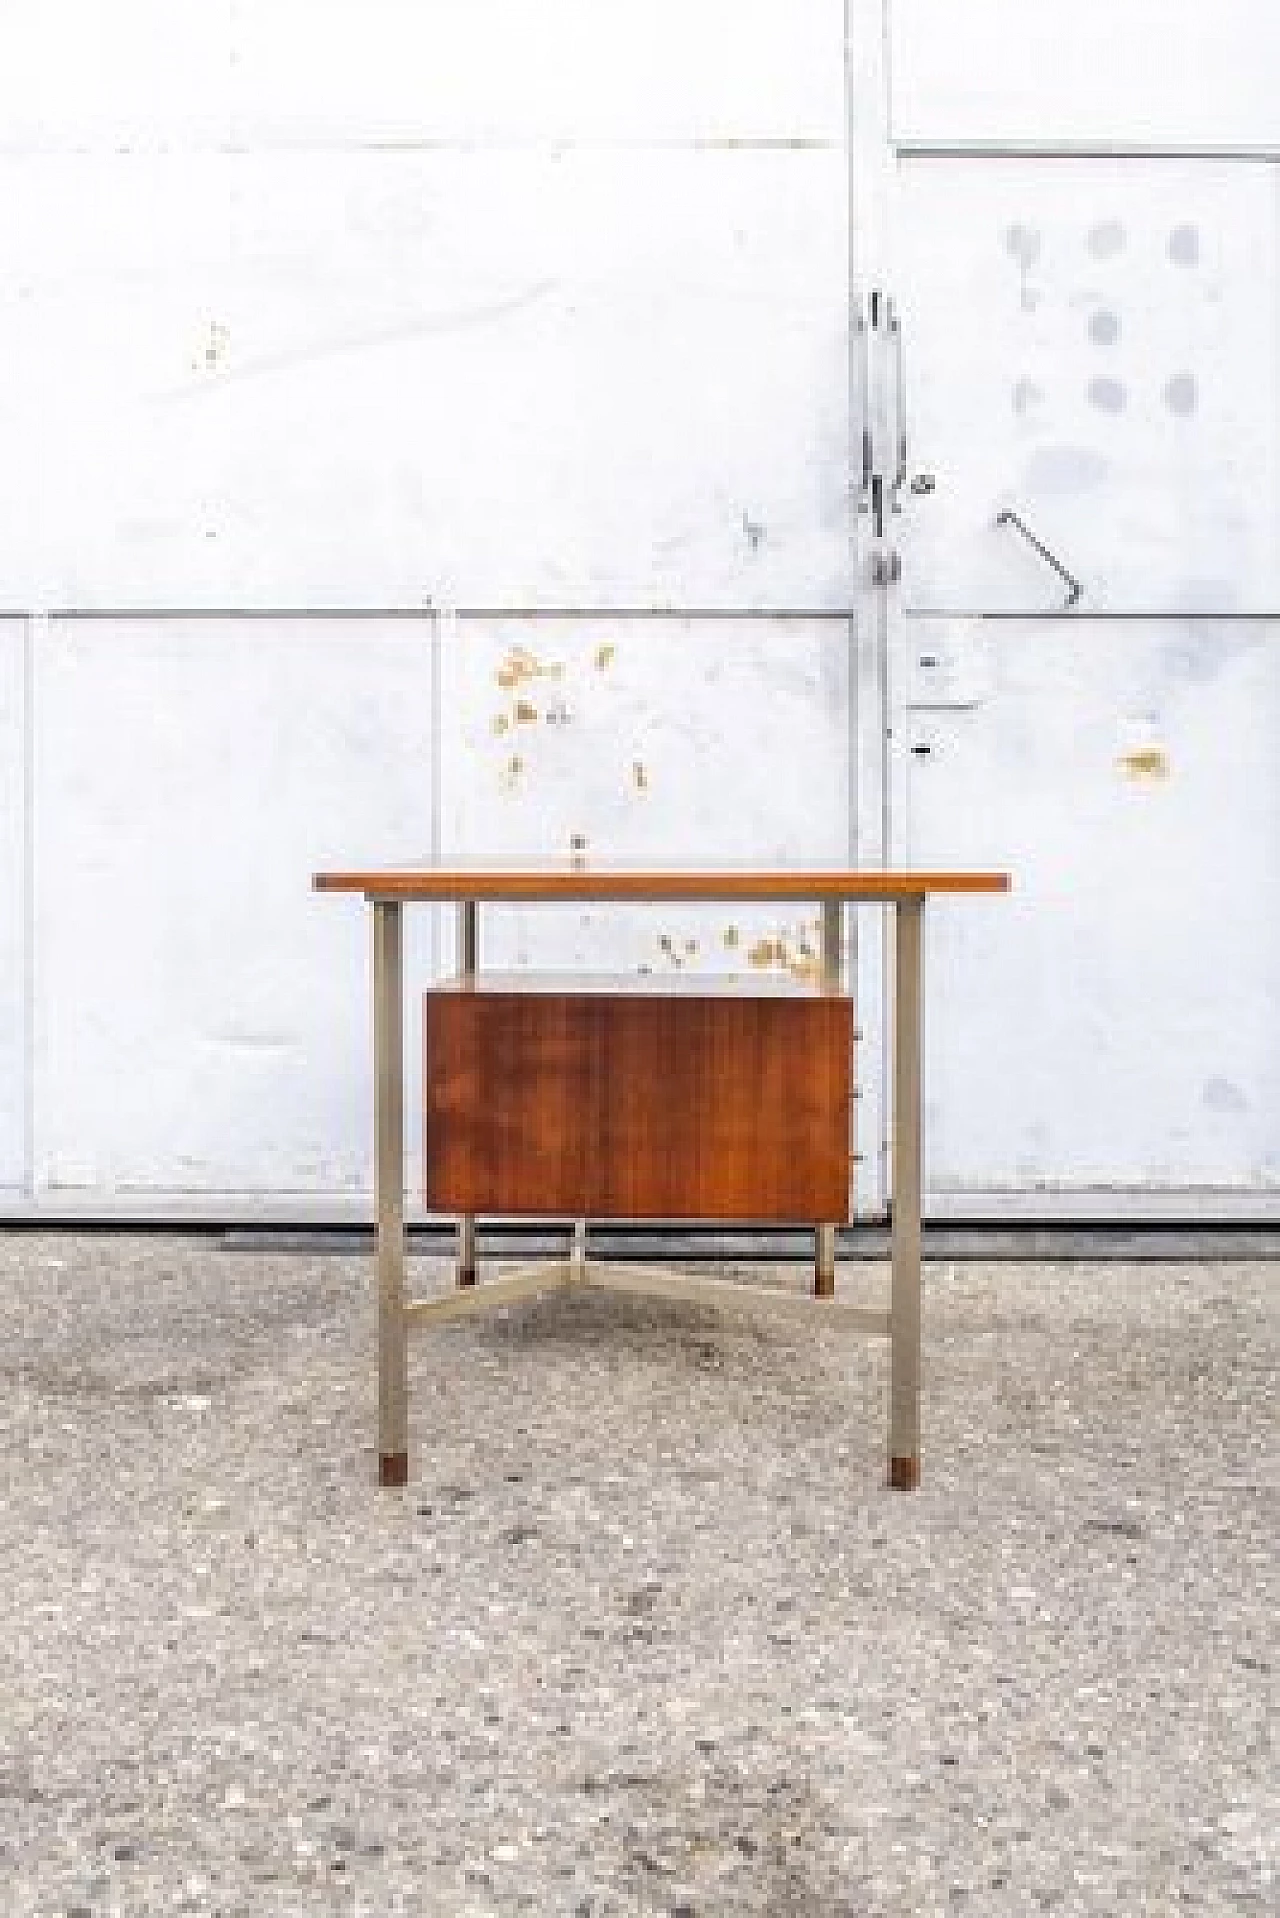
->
[313,866,1010,1490]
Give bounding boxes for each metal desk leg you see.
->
[815,897,843,1298]
[373,899,409,1487]
[889,896,924,1490]
[456,898,478,1287]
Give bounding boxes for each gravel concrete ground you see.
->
[2,1234,1275,1917]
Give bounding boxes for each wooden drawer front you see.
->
[423,987,851,1222]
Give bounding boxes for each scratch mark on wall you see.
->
[722,927,740,951]
[632,760,648,792]
[168,283,558,397]
[594,643,617,672]
[499,753,524,792]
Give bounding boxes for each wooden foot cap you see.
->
[814,1273,836,1299]
[379,1452,409,1487]
[457,1268,477,1289]
[889,1455,920,1491]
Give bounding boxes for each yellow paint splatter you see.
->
[594,643,617,671]
[1119,747,1170,781]
[743,924,825,982]
[723,927,740,950]
[748,937,786,969]
[514,699,539,726]
[496,647,564,692]
[491,713,510,736]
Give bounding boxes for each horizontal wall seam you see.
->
[897,142,1280,164]
[6,607,863,623]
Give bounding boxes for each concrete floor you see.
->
[2,1234,1275,1916]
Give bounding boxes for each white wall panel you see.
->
[891,0,1280,151]
[897,161,1280,614]
[0,149,849,612]
[905,618,1280,1191]
[440,616,851,978]
[231,1,846,148]
[34,619,437,1197]
[0,621,26,1189]
[0,3,844,152]
[0,3,231,151]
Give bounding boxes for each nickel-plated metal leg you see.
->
[373,898,409,1487]
[457,898,478,1287]
[889,896,924,1490]
[815,897,843,1299]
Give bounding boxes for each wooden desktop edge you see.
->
[313,870,1011,902]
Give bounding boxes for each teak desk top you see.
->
[313,864,1011,903]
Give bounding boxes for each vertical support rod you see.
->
[815,896,843,1299]
[456,898,478,1287]
[889,895,924,1490]
[373,898,408,1487]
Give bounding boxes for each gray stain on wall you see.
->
[1087,377,1127,414]
[1089,310,1121,347]
[1203,1077,1248,1115]
[1005,224,1041,269]
[1087,221,1126,260]
[1164,373,1198,417]
[1168,224,1201,267]
[1023,446,1110,493]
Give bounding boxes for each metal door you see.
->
[881,4,1280,1214]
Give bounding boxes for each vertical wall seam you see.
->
[21,613,37,1197]
[429,604,443,984]
[843,0,863,1216]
